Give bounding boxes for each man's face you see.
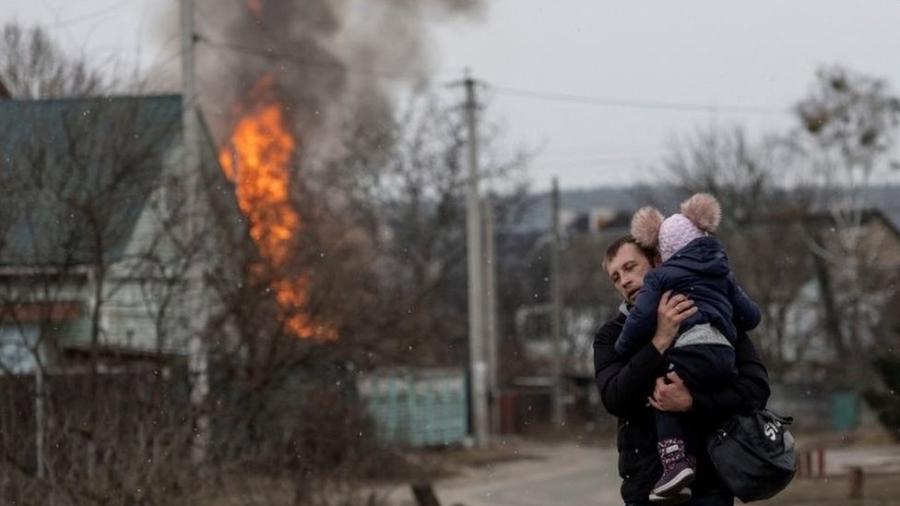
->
[606,243,653,305]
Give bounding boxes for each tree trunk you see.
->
[811,244,846,358]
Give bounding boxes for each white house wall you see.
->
[100,278,190,354]
[106,129,241,358]
[0,324,40,374]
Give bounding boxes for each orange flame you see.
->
[246,0,263,17]
[220,103,297,266]
[219,77,334,340]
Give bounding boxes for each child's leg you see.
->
[652,402,696,497]
[654,409,683,442]
[657,411,702,471]
[680,422,700,476]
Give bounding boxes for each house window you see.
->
[0,325,39,375]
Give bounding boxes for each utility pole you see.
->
[551,177,565,428]
[483,196,500,436]
[464,72,489,446]
[34,342,45,478]
[181,0,209,467]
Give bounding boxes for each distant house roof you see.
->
[0,94,219,267]
[801,207,900,240]
[515,184,900,235]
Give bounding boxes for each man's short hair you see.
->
[603,234,656,271]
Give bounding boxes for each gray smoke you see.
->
[166,0,485,155]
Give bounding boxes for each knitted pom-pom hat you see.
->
[630,193,722,262]
[658,214,705,262]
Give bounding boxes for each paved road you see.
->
[823,445,900,475]
[388,441,900,506]
[388,442,624,506]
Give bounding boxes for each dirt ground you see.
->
[758,474,900,506]
[197,428,900,506]
[756,427,900,505]
[413,429,900,506]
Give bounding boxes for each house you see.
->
[499,209,633,427]
[778,208,900,373]
[0,94,243,373]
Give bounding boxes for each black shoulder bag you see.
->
[706,409,796,502]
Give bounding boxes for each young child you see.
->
[614,193,761,502]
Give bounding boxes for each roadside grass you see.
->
[758,473,900,506]
[434,440,541,470]
[194,442,538,506]
[793,426,896,451]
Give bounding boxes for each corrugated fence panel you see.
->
[358,368,467,448]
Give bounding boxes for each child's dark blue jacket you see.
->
[614,236,761,357]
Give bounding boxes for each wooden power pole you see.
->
[551,177,565,428]
[464,73,489,446]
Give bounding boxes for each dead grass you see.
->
[500,420,618,447]
[794,426,897,450]
[436,442,541,469]
[193,443,539,506]
[758,473,900,506]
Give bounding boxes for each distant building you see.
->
[0,94,243,373]
[778,208,900,378]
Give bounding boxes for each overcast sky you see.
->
[6,0,900,191]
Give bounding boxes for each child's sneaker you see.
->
[649,487,691,505]
[651,438,695,497]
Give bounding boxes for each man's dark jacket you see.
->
[615,237,761,357]
[594,312,770,503]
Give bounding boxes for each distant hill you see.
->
[513,183,900,233]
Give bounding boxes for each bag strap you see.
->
[762,408,793,425]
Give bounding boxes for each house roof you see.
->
[801,207,900,240]
[0,94,216,267]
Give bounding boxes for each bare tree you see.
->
[0,19,535,505]
[791,66,900,373]
[316,92,529,367]
[660,126,813,373]
[0,86,230,502]
[660,66,900,383]
[157,89,528,505]
[0,21,225,503]
[0,23,112,99]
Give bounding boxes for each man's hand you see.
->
[651,290,697,353]
[649,372,693,412]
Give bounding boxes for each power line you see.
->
[143,31,182,74]
[195,34,779,117]
[489,84,787,115]
[191,48,400,117]
[194,33,448,84]
[538,155,646,166]
[54,0,135,29]
[541,143,666,154]
[532,161,645,173]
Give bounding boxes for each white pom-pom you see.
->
[680,193,721,233]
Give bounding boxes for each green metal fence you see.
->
[357,368,467,447]
[831,392,860,431]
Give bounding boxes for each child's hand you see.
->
[648,372,693,412]
[651,291,697,352]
